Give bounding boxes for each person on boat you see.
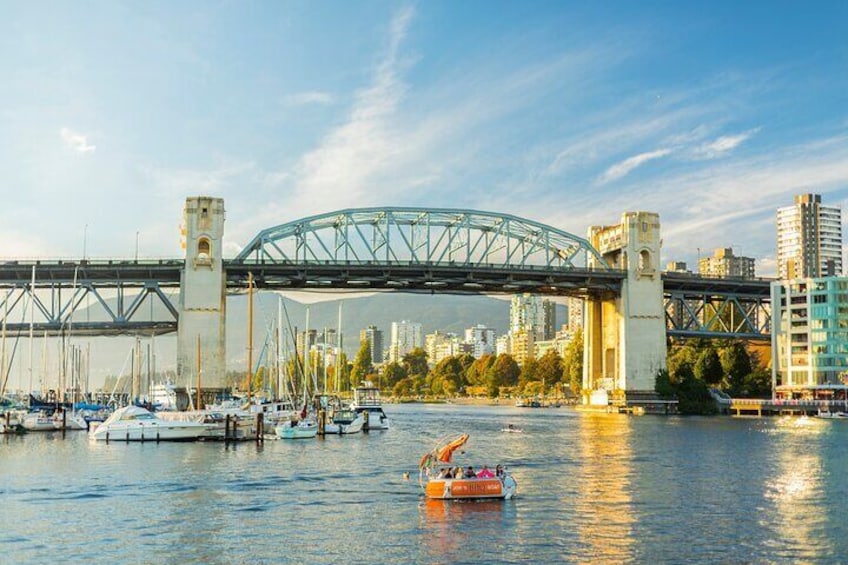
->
[495,465,505,479]
[463,466,476,478]
[476,465,494,478]
[452,466,463,479]
[437,468,450,479]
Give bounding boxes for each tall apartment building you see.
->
[698,248,756,278]
[464,324,496,358]
[771,277,848,392]
[425,331,470,365]
[777,193,842,279]
[359,325,384,366]
[389,320,423,363]
[566,297,584,331]
[510,294,556,340]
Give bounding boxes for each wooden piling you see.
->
[318,409,325,436]
[225,414,231,442]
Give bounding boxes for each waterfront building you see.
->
[566,297,584,331]
[359,325,384,366]
[511,329,535,366]
[425,331,465,365]
[464,324,495,358]
[666,261,690,273]
[389,320,423,363]
[297,330,318,360]
[771,276,848,396]
[510,294,556,340]
[777,193,842,279]
[698,248,756,278]
[495,334,511,356]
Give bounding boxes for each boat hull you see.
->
[424,477,517,500]
[89,422,208,441]
[275,423,318,439]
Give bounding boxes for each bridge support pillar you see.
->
[177,197,226,390]
[583,212,666,407]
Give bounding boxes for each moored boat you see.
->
[816,409,848,419]
[350,382,389,430]
[418,433,517,500]
[324,409,365,435]
[89,405,209,442]
[275,419,318,439]
[22,410,56,431]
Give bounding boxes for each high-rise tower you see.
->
[777,194,842,279]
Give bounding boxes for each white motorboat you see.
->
[22,411,56,431]
[816,409,848,419]
[324,410,365,435]
[501,424,523,433]
[275,419,318,439]
[52,411,88,430]
[350,382,390,430]
[89,405,209,442]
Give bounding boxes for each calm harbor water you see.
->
[2,404,847,564]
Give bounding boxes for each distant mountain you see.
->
[19,291,565,387]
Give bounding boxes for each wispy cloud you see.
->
[599,148,672,184]
[693,128,760,159]
[288,5,415,211]
[284,91,334,106]
[60,127,96,153]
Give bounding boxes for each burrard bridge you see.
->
[0,198,771,400]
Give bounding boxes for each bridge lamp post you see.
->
[135,231,140,262]
[83,224,88,261]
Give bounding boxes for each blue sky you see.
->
[1,1,847,275]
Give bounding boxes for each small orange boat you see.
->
[418,433,517,500]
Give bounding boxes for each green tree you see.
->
[562,328,583,395]
[536,350,563,388]
[467,354,495,386]
[518,357,539,390]
[720,343,752,396]
[402,348,429,379]
[392,377,416,397]
[382,362,407,390]
[694,348,723,385]
[350,340,374,387]
[427,356,467,397]
[484,354,520,397]
[655,369,675,399]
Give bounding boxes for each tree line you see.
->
[350,328,585,399]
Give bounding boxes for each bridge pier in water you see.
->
[177,196,227,390]
[583,212,667,408]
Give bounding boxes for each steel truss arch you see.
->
[235,207,612,271]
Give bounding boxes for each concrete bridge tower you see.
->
[583,212,666,406]
[177,197,226,388]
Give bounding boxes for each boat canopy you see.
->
[419,433,469,470]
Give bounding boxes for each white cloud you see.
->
[693,128,759,159]
[284,91,334,106]
[60,127,96,153]
[599,148,672,183]
[287,6,415,213]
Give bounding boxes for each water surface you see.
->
[2,405,845,563]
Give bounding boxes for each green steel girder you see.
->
[235,207,612,271]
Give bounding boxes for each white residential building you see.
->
[464,324,495,358]
[777,193,842,279]
[389,320,423,363]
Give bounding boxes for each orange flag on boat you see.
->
[436,433,469,463]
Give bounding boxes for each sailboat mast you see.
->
[277,297,288,403]
[246,272,254,402]
[304,306,311,396]
[336,301,343,394]
[0,293,6,398]
[196,334,202,411]
[41,330,47,396]
[323,327,328,394]
[27,265,35,400]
